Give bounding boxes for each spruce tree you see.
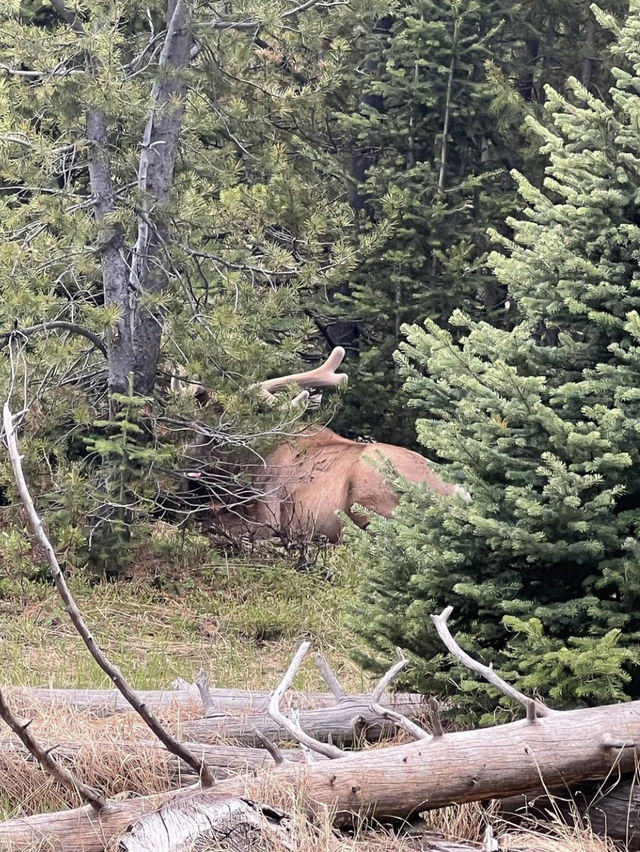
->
[351,1,640,715]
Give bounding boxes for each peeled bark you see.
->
[117,795,292,851]
[0,699,636,852]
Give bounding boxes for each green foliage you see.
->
[350,1,640,715]
[0,0,390,575]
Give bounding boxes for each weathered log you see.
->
[0,698,636,851]
[117,795,292,851]
[8,684,424,717]
[182,695,425,746]
[0,737,314,788]
[501,774,640,849]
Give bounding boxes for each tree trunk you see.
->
[9,685,424,718]
[181,695,426,746]
[0,699,637,851]
[117,795,292,852]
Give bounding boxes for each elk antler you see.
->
[256,347,348,404]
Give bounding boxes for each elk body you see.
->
[188,347,468,543]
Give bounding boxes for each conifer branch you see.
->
[0,322,107,356]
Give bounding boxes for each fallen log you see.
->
[182,695,426,746]
[117,795,292,852]
[0,698,637,851]
[7,684,425,718]
[0,737,313,790]
[501,774,640,850]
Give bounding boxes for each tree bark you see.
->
[0,698,637,851]
[0,737,314,789]
[126,0,193,396]
[181,695,426,746]
[8,685,424,717]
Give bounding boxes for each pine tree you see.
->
[351,0,640,716]
[0,0,388,573]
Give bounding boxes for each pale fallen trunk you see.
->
[9,685,424,717]
[0,699,636,852]
[182,695,426,746]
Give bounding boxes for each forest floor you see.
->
[0,531,622,851]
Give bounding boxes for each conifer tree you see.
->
[351,0,640,714]
[0,0,388,572]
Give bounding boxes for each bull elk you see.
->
[183,347,469,543]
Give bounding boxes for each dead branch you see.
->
[369,651,430,741]
[431,606,548,718]
[2,403,215,787]
[267,641,345,759]
[314,653,346,701]
[0,691,105,809]
[117,795,292,852]
[0,322,107,356]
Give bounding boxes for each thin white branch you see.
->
[369,651,430,741]
[268,642,345,759]
[431,606,549,718]
[2,403,216,785]
[314,654,346,701]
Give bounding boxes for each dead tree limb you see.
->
[369,650,430,741]
[117,795,292,852]
[0,692,105,809]
[2,403,215,787]
[431,607,547,718]
[182,694,424,746]
[267,641,345,759]
[7,684,410,716]
[0,696,637,851]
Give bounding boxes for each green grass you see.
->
[0,543,366,694]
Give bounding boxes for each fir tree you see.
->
[351,0,640,715]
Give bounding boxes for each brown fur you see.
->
[223,427,466,543]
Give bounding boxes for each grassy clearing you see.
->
[0,543,364,694]
[0,532,627,851]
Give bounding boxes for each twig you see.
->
[251,727,286,765]
[313,654,346,701]
[0,688,105,809]
[0,322,107,357]
[431,607,548,718]
[369,651,430,741]
[268,642,345,759]
[2,403,216,786]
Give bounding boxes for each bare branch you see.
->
[314,654,346,701]
[268,642,345,759]
[369,651,430,741]
[251,727,287,765]
[0,322,107,357]
[0,689,105,809]
[2,403,216,786]
[431,606,549,718]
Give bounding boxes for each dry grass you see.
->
[0,541,631,851]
